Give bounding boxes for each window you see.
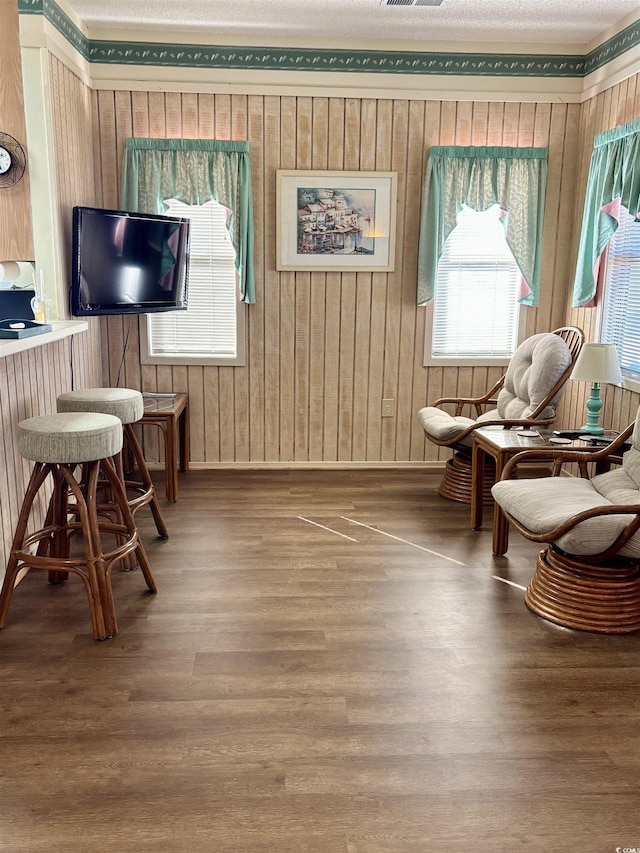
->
[141,199,245,366]
[424,204,524,366]
[600,205,640,386]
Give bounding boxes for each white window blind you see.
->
[601,205,640,381]
[145,199,239,362]
[430,204,521,361]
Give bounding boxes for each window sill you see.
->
[0,320,88,358]
[424,355,512,367]
[142,353,246,367]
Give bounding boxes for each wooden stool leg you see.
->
[124,423,169,539]
[112,450,139,572]
[47,465,72,585]
[62,463,112,639]
[0,464,49,626]
[0,555,21,630]
[101,457,157,594]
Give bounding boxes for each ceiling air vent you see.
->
[381,0,446,6]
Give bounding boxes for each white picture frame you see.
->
[276,170,397,272]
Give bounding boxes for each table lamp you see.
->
[570,342,623,435]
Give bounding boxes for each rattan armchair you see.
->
[417,326,584,503]
[492,416,640,634]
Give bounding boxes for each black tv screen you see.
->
[71,206,190,316]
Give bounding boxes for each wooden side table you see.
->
[141,392,190,502]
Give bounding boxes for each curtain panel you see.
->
[417,145,548,307]
[121,138,256,303]
[572,117,640,308]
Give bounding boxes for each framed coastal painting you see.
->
[276,170,397,272]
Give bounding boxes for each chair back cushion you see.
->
[496,332,572,420]
[621,404,640,487]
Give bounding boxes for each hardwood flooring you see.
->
[1,469,639,852]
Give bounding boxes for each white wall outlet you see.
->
[381,398,395,418]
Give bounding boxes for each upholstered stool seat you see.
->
[57,387,144,423]
[57,388,168,539]
[0,412,157,639]
[18,410,123,463]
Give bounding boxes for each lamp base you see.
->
[580,424,604,436]
[581,382,605,435]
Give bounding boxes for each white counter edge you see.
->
[0,320,88,358]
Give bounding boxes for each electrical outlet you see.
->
[381,398,395,418]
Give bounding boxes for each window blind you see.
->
[601,206,640,380]
[431,205,520,359]
[147,199,238,359]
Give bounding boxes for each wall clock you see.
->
[0,133,27,188]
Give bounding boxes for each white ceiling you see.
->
[65,0,640,47]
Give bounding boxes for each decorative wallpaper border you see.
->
[17,0,640,78]
[88,45,586,77]
[20,0,89,58]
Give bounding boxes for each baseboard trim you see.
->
[180,461,446,471]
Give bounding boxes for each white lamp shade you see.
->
[571,342,623,384]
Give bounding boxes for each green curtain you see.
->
[417,145,548,307]
[121,138,255,303]
[572,117,640,308]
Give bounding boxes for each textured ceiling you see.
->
[65,0,640,46]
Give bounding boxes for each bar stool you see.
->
[0,412,157,640]
[56,388,168,540]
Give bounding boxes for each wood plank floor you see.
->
[1,468,640,852]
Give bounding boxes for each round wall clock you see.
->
[0,133,27,188]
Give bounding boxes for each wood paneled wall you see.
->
[561,71,640,436]
[95,92,581,464]
[0,56,103,573]
[0,0,33,260]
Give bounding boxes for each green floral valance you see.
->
[417,145,548,307]
[121,138,255,303]
[572,117,640,307]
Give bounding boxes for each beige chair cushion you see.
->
[417,407,503,448]
[591,467,640,505]
[416,409,478,443]
[492,471,640,558]
[495,332,571,420]
[622,443,640,489]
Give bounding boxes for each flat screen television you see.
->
[71,206,190,316]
